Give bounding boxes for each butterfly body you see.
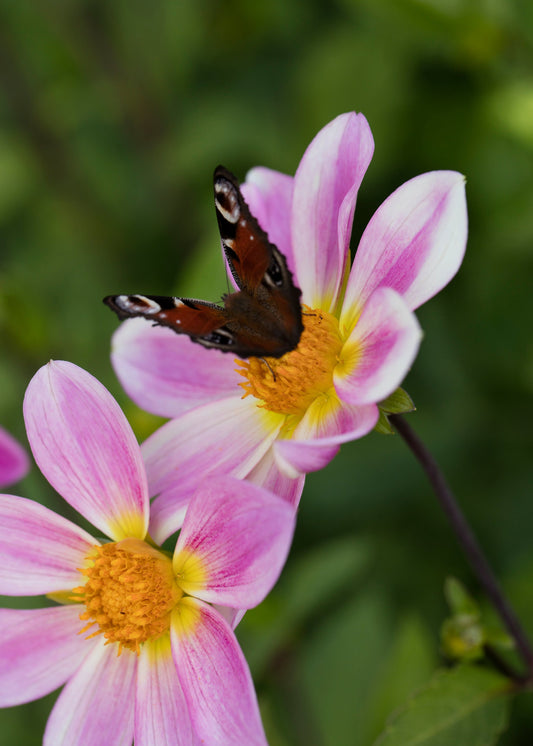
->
[104,166,303,359]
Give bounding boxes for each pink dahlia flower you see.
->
[0,361,295,746]
[110,112,467,512]
[0,425,28,489]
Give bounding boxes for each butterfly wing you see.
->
[214,166,271,292]
[103,295,240,352]
[103,167,304,359]
[214,166,303,354]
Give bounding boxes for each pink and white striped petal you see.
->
[135,635,199,746]
[242,167,295,274]
[0,426,29,488]
[145,396,283,543]
[0,605,93,706]
[292,112,374,312]
[24,361,149,542]
[246,447,305,508]
[171,598,268,746]
[342,171,467,328]
[273,397,379,477]
[44,638,136,746]
[0,494,96,595]
[174,476,295,609]
[334,287,422,406]
[111,319,239,418]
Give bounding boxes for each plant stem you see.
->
[390,414,533,683]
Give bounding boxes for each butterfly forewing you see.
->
[103,294,238,349]
[214,166,273,292]
[104,167,303,359]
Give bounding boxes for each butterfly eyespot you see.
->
[206,330,235,346]
[214,179,240,224]
[265,255,284,288]
[119,295,162,314]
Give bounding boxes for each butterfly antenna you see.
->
[259,357,277,381]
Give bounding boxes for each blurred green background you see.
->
[1,0,533,743]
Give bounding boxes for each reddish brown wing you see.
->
[214,166,271,291]
[103,166,303,359]
[103,295,240,352]
[213,166,303,355]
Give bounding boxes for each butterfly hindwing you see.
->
[104,167,303,359]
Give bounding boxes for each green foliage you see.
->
[1,0,533,743]
[373,665,511,746]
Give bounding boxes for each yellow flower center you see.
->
[72,538,182,655]
[236,307,343,416]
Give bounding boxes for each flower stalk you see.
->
[390,413,533,684]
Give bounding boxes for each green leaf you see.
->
[373,665,511,746]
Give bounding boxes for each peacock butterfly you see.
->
[104,166,303,359]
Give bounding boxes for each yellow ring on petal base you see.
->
[173,547,208,596]
[72,538,182,655]
[106,509,148,542]
[236,308,344,417]
[143,631,173,663]
[172,595,204,639]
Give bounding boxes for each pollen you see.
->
[236,307,344,416]
[72,538,182,655]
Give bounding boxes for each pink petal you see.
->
[44,638,136,746]
[171,598,267,746]
[174,476,295,609]
[215,606,246,630]
[334,287,422,406]
[0,494,97,595]
[0,426,29,488]
[24,361,149,542]
[111,319,239,418]
[144,396,283,543]
[342,171,467,327]
[273,397,379,477]
[274,439,341,478]
[246,447,305,508]
[0,605,93,706]
[135,635,200,746]
[292,112,374,311]
[241,167,295,273]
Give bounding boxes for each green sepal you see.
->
[375,388,416,435]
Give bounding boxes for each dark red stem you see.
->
[390,414,533,683]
